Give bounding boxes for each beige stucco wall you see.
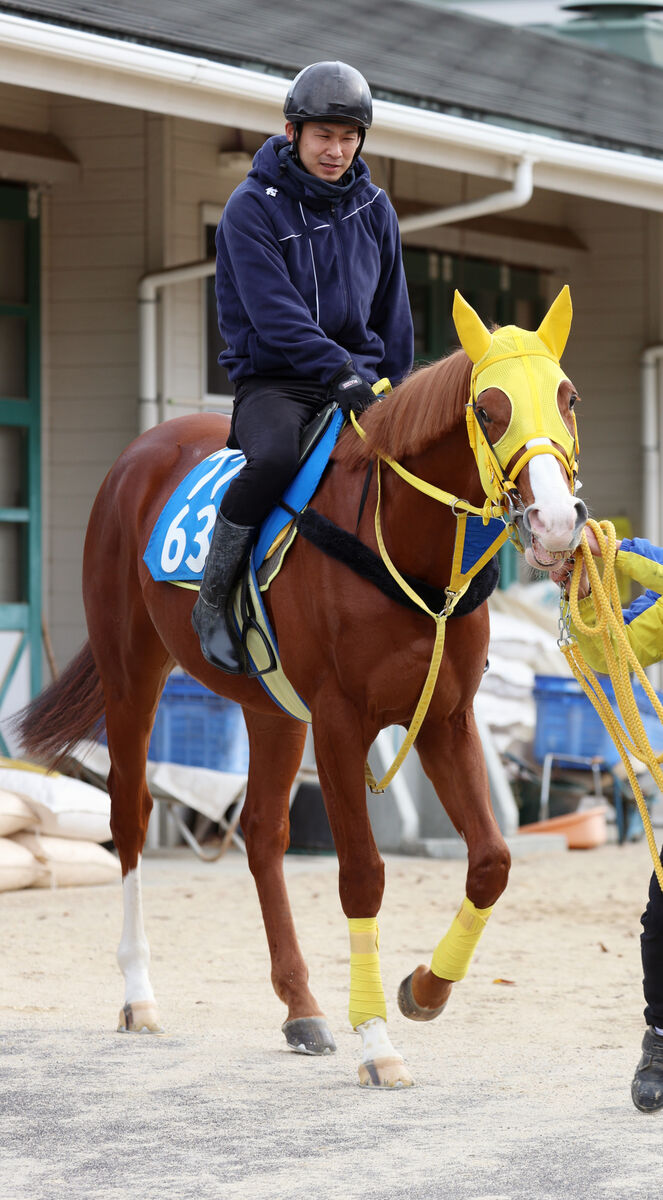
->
[0,82,660,670]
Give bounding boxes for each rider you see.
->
[192,60,414,672]
[555,530,663,1112]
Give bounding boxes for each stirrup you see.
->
[237,570,277,678]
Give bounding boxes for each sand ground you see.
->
[2,838,663,1200]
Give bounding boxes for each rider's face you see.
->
[285,121,361,181]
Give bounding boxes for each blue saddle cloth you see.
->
[143,409,345,584]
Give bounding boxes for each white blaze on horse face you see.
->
[117,858,155,1004]
[524,438,579,558]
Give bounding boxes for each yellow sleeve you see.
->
[570,593,663,671]
[616,548,663,595]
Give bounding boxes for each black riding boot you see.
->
[631,1027,663,1112]
[191,512,255,673]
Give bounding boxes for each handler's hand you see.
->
[549,554,589,599]
[549,524,619,599]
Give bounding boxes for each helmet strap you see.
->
[352,128,366,164]
[290,122,304,167]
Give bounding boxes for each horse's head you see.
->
[453,286,587,570]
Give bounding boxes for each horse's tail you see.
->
[11,641,105,771]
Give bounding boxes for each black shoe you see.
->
[191,513,255,674]
[631,1027,663,1112]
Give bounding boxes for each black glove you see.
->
[328,364,375,419]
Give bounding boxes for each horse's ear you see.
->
[452,291,492,363]
[537,285,573,360]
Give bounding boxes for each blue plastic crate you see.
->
[533,674,663,768]
[148,675,249,774]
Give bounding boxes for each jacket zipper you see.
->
[329,204,350,331]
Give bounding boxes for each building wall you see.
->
[0,84,658,668]
[42,99,148,665]
[396,174,652,537]
[554,198,652,533]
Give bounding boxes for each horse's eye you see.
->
[569,393,578,409]
[477,407,490,423]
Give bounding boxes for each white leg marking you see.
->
[357,1016,400,1063]
[355,1017,414,1087]
[117,857,155,1005]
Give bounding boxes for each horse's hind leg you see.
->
[240,707,336,1055]
[91,621,172,1035]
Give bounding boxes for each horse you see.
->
[15,287,586,1088]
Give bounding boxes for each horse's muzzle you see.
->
[513,496,588,568]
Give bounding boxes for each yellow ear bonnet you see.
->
[453,288,576,503]
[536,285,573,360]
[452,291,492,364]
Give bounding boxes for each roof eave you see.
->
[2,12,663,212]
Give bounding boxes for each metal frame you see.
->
[0,183,41,752]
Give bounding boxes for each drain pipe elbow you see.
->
[398,156,534,236]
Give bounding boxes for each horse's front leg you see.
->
[240,708,336,1056]
[312,696,414,1089]
[399,708,511,1021]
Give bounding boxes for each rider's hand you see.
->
[328,364,376,419]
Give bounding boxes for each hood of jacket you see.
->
[248,134,371,210]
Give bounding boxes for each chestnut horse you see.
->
[17,289,585,1087]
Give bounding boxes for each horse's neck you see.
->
[380,425,483,589]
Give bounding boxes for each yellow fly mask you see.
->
[453,286,579,513]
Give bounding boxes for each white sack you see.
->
[0,766,111,843]
[0,836,39,892]
[12,831,120,888]
[0,788,39,837]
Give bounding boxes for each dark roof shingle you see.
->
[2,0,662,157]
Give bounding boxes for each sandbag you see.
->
[0,836,39,892]
[0,788,38,837]
[0,763,111,842]
[12,832,120,888]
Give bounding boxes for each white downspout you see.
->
[138,258,215,434]
[641,345,663,688]
[642,345,663,548]
[398,157,534,236]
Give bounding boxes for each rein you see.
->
[349,410,507,793]
[560,520,663,893]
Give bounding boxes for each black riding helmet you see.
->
[283,61,372,165]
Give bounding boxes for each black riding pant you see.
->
[641,846,663,1027]
[220,376,328,528]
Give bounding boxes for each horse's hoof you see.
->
[282,1015,337,1055]
[397,970,448,1022]
[117,1001,164,1034]
[358,1056,415,1088]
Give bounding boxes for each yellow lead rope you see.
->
[560,519,663,892]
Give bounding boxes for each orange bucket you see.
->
[518,806,608,850]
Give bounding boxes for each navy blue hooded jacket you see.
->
[215,135,414,387]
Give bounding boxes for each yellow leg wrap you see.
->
[430,896,494,982]
[348,917,387,1029]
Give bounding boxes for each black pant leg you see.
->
[641,847,663,1028]
[220,377,326,527]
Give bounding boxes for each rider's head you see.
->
[283,61,372,181]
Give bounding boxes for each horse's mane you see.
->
[334,348,472,470]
